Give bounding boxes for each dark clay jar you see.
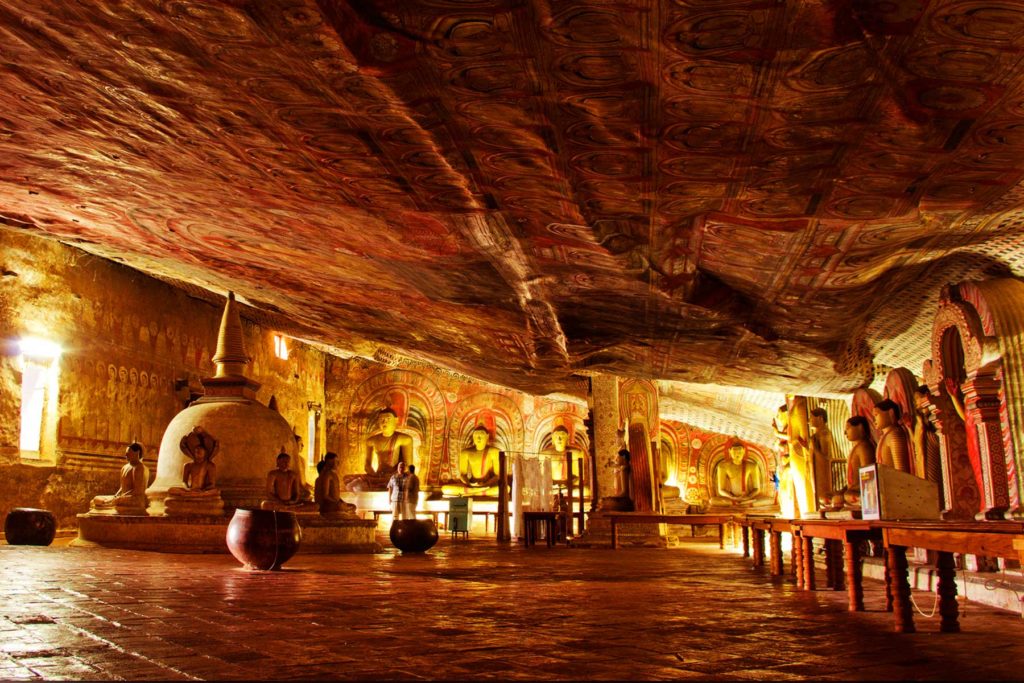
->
[225,508,301,570]
[4,508,57,546]
[390,518,439,553]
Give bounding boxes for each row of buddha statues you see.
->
[764,388,942,517]
[344,408,583,499]
[89,425,359,518]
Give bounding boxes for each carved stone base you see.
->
[75,511,381,554]
[571,512,667,549]
[164,495,225,516]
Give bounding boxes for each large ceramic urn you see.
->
[147,293,303,512]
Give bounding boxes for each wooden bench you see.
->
[789,519,883,613]
[608,514,734,549]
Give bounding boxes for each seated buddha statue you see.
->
[874,399,911,473]
[442,426,501,497]
[837,416,876,508]
[345,409,415,492]
[90,442,149,514]
[548,426,583,491]
[315,452,358,517]
[165,426,224,515]
[260,451,318,512]
[708,441,774,509]
[598,448,634,512]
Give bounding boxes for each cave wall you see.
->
[0,230,326,529]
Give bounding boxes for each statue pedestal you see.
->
[570,512,668,549]
[74,511,382,554]
[164,495,225,516]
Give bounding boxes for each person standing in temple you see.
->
[387,461,409,520]
[405,464,420,519]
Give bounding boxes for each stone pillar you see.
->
[590,373,620,499]
[964,373,1010,519]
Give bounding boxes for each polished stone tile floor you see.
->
[2,536,1024,681]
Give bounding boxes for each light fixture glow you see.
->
[18,337,62,360]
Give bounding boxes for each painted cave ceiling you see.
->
[3,0,1024,411]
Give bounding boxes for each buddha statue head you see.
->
[727,440,747,465]
[470,426,490,451]
[275,451,291,472]
[550,426,570,453]
[873,399,900,431]
[378,408,399,436]
[810,407,827,432]
[843,413,868,446]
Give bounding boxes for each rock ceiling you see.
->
[3,0,1024,412]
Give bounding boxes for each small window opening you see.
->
[273,333,289,360]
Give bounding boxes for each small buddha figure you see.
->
[344,409,415,492]
[442,426,501,497]
[315,452,357,517]
[808,408,836,508]
[165,426,224,515]
[708,440,774,508]
[260,451,317,512]
[873,399,911,473]
[837,416,876,507]
[598,448,634,512]
[90,442,149,513]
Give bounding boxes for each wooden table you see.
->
[878,520,1024,633]
[733,514,778,566]
[790,519,883,612]
[523,511,559,547]
[608,514,733,549]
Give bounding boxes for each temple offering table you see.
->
[878,520,1024,634]
[733,514,777,566]
[608,514,734,549]
[789,519,883,612]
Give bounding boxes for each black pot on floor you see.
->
[390,519,439,553]
[225,509,302,570]
[4,508,57,546]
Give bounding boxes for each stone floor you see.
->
[3,536,1024,681]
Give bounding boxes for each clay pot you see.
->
[390,519,439,553]
[4,508,57,546]
[225,508,301,570]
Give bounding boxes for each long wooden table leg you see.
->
[825,540,836,589]
[803,535,816,591]
[719,523,724,549]
[794,535,805,587]
[888,545,916,633]
[883,548,894,612]
[844,540,864,611]
[753,529,765,568]
[770,531,782,575]
[611,519,619,549]
[742,524,750,557]
[937,551,960,633]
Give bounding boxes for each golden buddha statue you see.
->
[344,409,415,492]
[442,426,501,497]
[547,426,583,490]
[873,399,911,473]
[913,385,942,487]
[837,416,876,507]
[260,451,317,512]
[708,440,774,509]
[90,443,149,513]
[809,408,836,507]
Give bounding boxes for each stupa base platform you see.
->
[570,513,668,549]
[73,512,382,554]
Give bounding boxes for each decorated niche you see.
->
[619,378,660,512]
[659,420,689,495]
[446,392,525,481]
[691,432,774,510]
[924,280,1024,520]
[525,400,589,484]
[345,369,446,485]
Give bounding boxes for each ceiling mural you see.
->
[2,0,1024,403]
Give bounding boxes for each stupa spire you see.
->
[212,292,249,378]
